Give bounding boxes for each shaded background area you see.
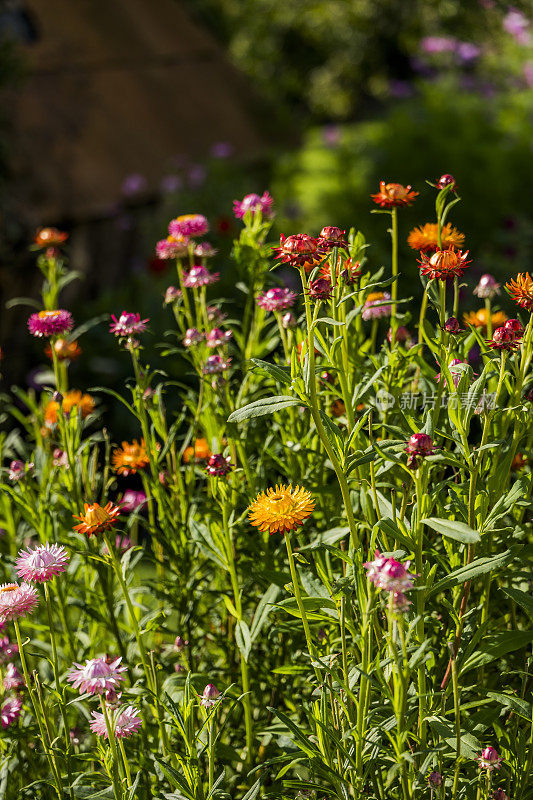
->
[1,0,532,395]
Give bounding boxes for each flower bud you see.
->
[282,312,296,329]
[201,683,221,707]
[405,433,435,458]
[428,771,443,787]
[438,173,456,190]
[52,391,63,404]
[443,316,461,334]
[174,636,187,651]
[308,278,332,301]
[493,789,508,800]
[504,318,524,338]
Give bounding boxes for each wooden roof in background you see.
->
[8,0,273,223]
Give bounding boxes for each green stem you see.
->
[284,533,321,682]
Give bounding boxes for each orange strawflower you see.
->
[183,438,211,463]
[506,272,533,312]
[112,440,149,475]
[407,223,465,253]
[320,257,362,282]
[34,227,68,248]
[418,248,471,281]
[73,502,121,538]
[45,338,82,362]
[463,308,508,331]
[45,390,94,426]
[371,181,418,209]
[248,484,315,535]
[511,453,528,471]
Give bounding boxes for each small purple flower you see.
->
[1,695,22,728]
[121,173,147,196]
[28,310,73,338]
[210,141,234,159]
[183,328,204,347]
[109,312,149,337]
[233,191,274,220]
[257,287,297,312]
[203,355,231,374]
[456,42,481,63]
[420,36,458,54]
[206,328,232,348]
[474,274,500,299]
[428,771,443,787]
[205,454,233,477]
[503,9,531,45]
[120,490,147,514]
[0,637,18,663]
[183,266,220,288]
[159,174,182,194]
[200,683,221,708]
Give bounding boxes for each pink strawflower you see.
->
[0,583,39,623]
[120,490,147,513]
[53,448,69,468]
[3,664,24,691]
[28,310,73,338]
[169,214,209,238]
[474,273,501,299]
[392,592,411,613]
[90,705,142,739]
[16,542,69,583]
[156,236,189,260]
[233,191,274,220]
[200,683,221,708]
[164,286,182,305]
[206,328,232,348]
[405,433,435,460]
[207,306,227,324]
[8,460,33,482]
[257,287,297,312]
[1,695,22,728]
[67,657,126,696]
[435,358,469,387]
[102,535,132,556]
[477,746,502,771]
[194,242,217,258]
[183,266,220,288]
[363,551,415,593]
[362,293,392,320]
[428,771,443,787]
[205,454,233,477]
[203,355,231,374]
[109,312,149,337]
[0,636,19,663]
[183,328,204,347]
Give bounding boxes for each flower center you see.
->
[85,505,109,525]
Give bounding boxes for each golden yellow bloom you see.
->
[506,272,533,312]
[183,437,211,463]
[407,222,465,253]
[463,308,508,331]
[111,439,149,475]
[73,502,121,538]
[45,390,94,425]
[248,484,315,535]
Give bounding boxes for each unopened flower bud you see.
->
[52,391,63,404]
[308,278,332,302]
[201,683,221,707]
[428,771,443,787]
[174,636,187,651]
[443,317,461,334]
[438,173,456,191]
[282,312,296,329]
[505,318,524,338]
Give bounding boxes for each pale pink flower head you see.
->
[363,551,415,593]
[28,309,74,338]
[233,191,274,220]
[183,328,204,347]
[0,636,18,663]
[90,705,142,739]
[257,287,297,312]
[503,9,531,45]
[120,490,147,514]
[1,695,22,728]
[156,235,190,260]
[183,265,220,288]
[194,242,217,258]
[3,663,24,691]
[474,273,501,300]
[164,286,182,305]
[203,355,231,374]
[0,583,39,623]
[67,657,126,696]
[16,542,69,583]
[392,591,411,613]
[8,460,32,482]
[169,214,209,238]
[200,683,221,708]
[206,328,232,348]
[53,448,69,468]
[109,312,149,337]
[477,746,502,772]
[362,292,392,321]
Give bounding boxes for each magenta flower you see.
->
[0,583,39,623]
[362,293,392,321]
[1,695,22,728]
[206,328,232,348]
[200,683,221,708]
[67,657,126,696]
[53,448,69,467]
[428,772,443,787]
[28,309,73,338]
[156,236,189,260]
[233,191,274,220]
[169,214,209,238]
[474,274,501,299]
[90,705,142,739]
[183,266,220,289]
[203,355,231,374]
[16,542,69,583]
[0,636,18,663]
[205,454,233,477]
[183,328,204,347]
[363,551,416,594]
[3,664,24,691]
[109,312,149,337]
[120,490,147,514]
[477,747,502,771]
[207,306,227,324]
[405,433,436,464]
[8,461,33,482]
[257,287,297,312]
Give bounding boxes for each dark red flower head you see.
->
[406,433,435,466]
[504,318,524,339]
[317,226,348,249]
[443,316,462,334]
[308,278,332,301]
[488,327,519,351]
[438,173,457,191]
[274,234,325,273]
